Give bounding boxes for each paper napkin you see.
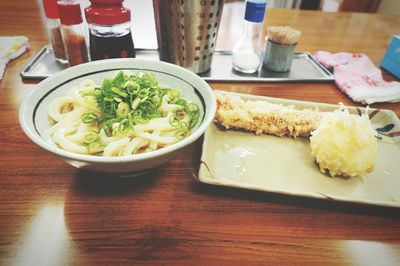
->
[0,36,30,80]
[314,51,400,105]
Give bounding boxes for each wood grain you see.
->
[1,1,400,265]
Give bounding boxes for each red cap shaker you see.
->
[85,0,131,25]
[57,1,83,26]
[57,0,89,66]
[43,0,59,19]
[42,0,67,62]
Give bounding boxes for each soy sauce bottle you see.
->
[85,0,135,60]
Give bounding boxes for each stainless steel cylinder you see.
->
[153,0,224,74]
[263,40,297,72]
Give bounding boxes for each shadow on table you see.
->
[191,180,400,218]
[71,168,160,196]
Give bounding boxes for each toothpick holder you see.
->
[262,39,297,72]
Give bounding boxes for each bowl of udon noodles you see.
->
[19,59,216,175]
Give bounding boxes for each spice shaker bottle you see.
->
[42,0,67,63]
[85,0,135,60]
[58,0,89,66]
[232,0,267,74]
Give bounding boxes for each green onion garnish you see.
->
[80,71,200,138]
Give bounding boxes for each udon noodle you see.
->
[44,71,200,156]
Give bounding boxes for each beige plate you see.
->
[198,92,400,208]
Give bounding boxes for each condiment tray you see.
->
[21,46,334,82]
[198,91,400,208]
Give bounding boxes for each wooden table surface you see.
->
[1,1,400,265]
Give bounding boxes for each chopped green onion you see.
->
[84,130,99,144]
[80,71,200,139]
[116,102,130,117]
[86,141,105,154]
[81,113,98,123]
[118,118,130,134]
[111,87,128,98]
[131,98,141,110]
[176,98,187,106]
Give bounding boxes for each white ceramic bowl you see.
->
[19,59,216,175]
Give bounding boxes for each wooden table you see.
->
[1,1,400,265]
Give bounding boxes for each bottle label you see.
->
[244,1,267,23]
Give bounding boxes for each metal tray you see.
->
[21,45,333,82]
[204,50,333,82]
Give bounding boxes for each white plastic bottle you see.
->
[232,0,267,74]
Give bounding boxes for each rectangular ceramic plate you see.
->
[21,46,333,82]
[198,92,400,208]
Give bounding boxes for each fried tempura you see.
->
[214,91,324,137]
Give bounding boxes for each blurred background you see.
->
[35,0,400,50]
[267,0,400,14]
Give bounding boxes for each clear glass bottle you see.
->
[42,0,67,63]
[85,0,135,61]
[232,0,267,74]
[58,0,89,67]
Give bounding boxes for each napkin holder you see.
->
[381,35,400,79]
